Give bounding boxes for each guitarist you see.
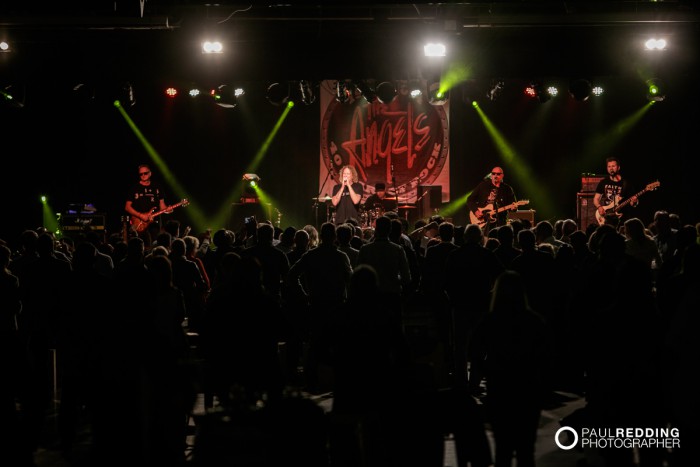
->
[593,157,638,228]
[467,166,517,233]
[124,163,170,246]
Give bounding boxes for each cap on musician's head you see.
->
[375,183,386,190]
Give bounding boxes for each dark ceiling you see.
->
[2,2,700,85]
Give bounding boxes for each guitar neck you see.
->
[615,187,649,211]
[152,201,185,218]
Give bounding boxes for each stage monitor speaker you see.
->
[577,192,597,230]
[418,185,442,220]
[228,202,272,232]
[507,210,536,225]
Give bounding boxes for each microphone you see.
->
[484,172,492,180]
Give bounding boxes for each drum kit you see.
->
[312,195,416,227]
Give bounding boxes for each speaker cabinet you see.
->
[581,174,605,192]
[418,185,442,220]
[577,192,597,230]
[61,214,106,239]
[228,202,273,232]
[507,210,536,225]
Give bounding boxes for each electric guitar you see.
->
[130,199,189,233]
[594,181,660,226]
[469,200,530,228]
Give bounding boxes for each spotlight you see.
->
[428,80,448,105]
[376,81,397,104]
[335,80,357,104]
[355,80,377,103]
[646,78,665,102]
[486,79,504,101]
[592,86,604,97]
[298,80,316,105]
[119,81,136,107]
[424,42,446,57]
[266,82,289,106]
[408,80,423,99]
[165,87,178,98]
[526,81,550,103]
[202,41,223,54]
[242,174,261,199]
[0,41,10,52]
[72,83,95,105]
[212,84,240,108]
[1,84,24,108]
[644,38,667,50]
[569,79,592,102]
[188,88,201,97]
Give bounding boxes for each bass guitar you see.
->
[131,199,189,233]
[469,200,530,228]
[594,181,660,226]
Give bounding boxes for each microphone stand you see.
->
[390,163,401,217]
[315,167,334,228]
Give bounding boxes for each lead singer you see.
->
[331,164,363,225]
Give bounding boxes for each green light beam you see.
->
[472,102,554,219]
[114,100,209,233]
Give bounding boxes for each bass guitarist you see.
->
[124,163,171,245]
[593,157,638,228]
[467,166,518,234]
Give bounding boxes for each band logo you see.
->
[319,80,450,201]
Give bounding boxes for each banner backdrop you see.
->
[318,80,450,207]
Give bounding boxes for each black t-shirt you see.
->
[127,183,164,216]
[466,180,516,227]
[332,182,364,225]
[595,177,635,214]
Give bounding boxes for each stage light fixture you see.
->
[266,82,289,106]
[547,86,559,97]
[202,41,223,54]
[335,80,357,104]
[0,41,10,52]
[355,80,377,103]
[646,78,665,102]
[165,87,178,98]
[118,81,136,107]
[408,80,423,98]
[569,79,592,101]
[376,81,397,104]
[424,42,446,57]
[213,84,239,108]
[428,80,448,105]
[526,81,550,103]
[298,80,316,105]
[592,86,604,97]
[72,83,95,105]
[242,174,261,199]
[188,88,201,97]
[1,84,24,108]
[486,79,504,101]
[644,38,667,50]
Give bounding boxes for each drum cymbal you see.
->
[313,196,332,202]
[398,204,416,209]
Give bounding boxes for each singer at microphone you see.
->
[331,164,364,225]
